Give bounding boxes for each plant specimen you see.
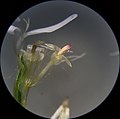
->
[8,14,86,108]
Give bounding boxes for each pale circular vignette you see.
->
[0,1,119,118]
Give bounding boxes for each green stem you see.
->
[21,84,30,107]
[13,54,30,107]
[31,59,54,87]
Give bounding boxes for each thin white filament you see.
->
[68,52,87,61]
[56,52,86,65]
[24,14,78,38]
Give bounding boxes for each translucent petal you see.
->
[21,48,45,62]
[45,43,60,51]
[63,55,72,67]
[67,52,86,61]
[55,53,86,66]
